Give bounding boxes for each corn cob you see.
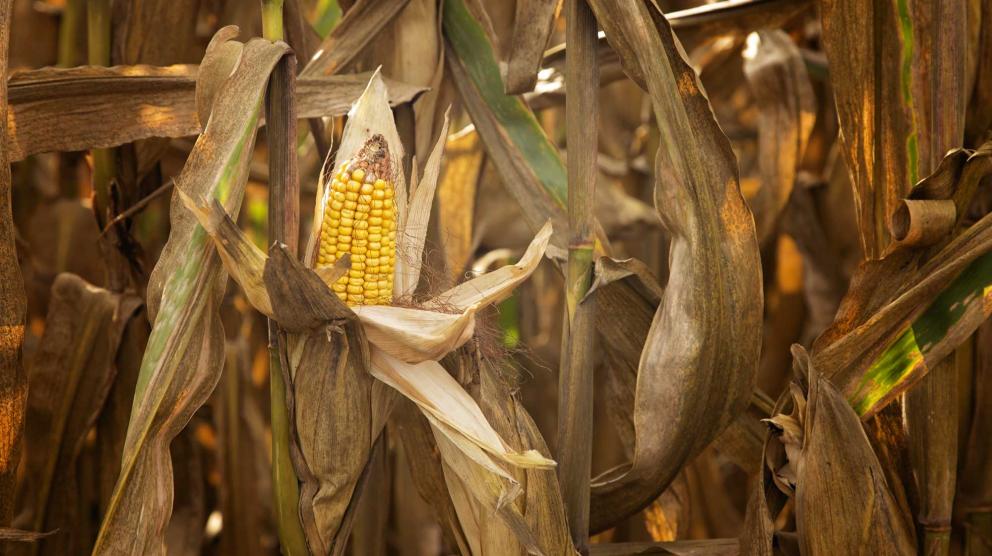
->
[317,144,398,306]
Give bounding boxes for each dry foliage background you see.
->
[1,0,992,555]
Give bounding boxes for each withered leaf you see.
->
[585,0,762,532]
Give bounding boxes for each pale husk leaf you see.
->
[368,348,554,470]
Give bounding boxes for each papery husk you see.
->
[92,29,290,555]
[391,399,472,553]
[790,346,916,555]
[369,348,553,471]
[584,0,763,532]
[440,348,574,555]
[286,324,398,554]
[12,274,142,556]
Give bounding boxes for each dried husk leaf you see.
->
[585,0,762,532]
[13,274,142,556]
[92,31,289,555]
[791,347,916,555]
[286,325,397,553]
[395,111,450,297]
[351,305,477,364]
[369,348,554,471]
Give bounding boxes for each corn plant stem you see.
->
[263,7,309,554]
[557,0,598,550]
[86,0,114,226]
[57,0,83,67]
[262,0,286,41]
[0,0,25,528]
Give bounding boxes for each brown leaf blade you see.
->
[14,274,142,555]
[93,32,289,555]
[585,0,762,532]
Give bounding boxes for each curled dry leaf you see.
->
[584,0,762,532]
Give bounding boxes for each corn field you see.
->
[1,0,991,554]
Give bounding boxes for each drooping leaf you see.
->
[92,30,290,555]
[584,0,762,532]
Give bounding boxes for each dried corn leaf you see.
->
[7,66,424,162]
[504,0,559,94]
[585,0,762,532]
[92,30,289,555]
[789,347,916,555]
[443,0,570,253]
[13,274,142,556]
[812,146,992,415]
[300,0,412,77]
[742,30,815,244]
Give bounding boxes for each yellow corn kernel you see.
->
[316,158,398,305]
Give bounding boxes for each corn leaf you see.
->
[7,66,425,162]
[14,274,143,555]
[584,0,762,533]
[92,30,289,555]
